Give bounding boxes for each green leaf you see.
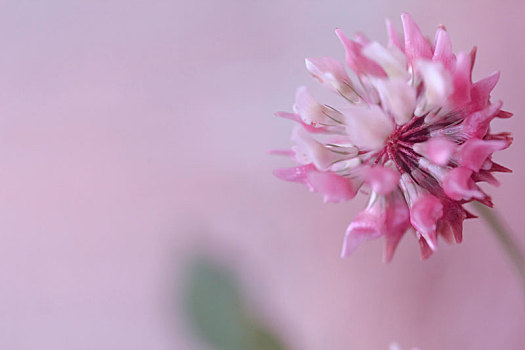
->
[182,257,287,350]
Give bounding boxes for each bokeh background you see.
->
[0,1,523,349]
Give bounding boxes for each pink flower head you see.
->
[274,13,512,260]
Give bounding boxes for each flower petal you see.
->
[335,28,387,77]
[341,199,384,257]
[443,167,484,201]
[461,101,502,139]
[432,26,455,71]
[362,42,408,79]
[413,136,457,166]
[416,60,452,113]
[383,194,411,262]
[306,170,358,203]
[410,194,443,251]
[469,71,500,112]
[371,77,416,124]
[305,57,355,95]
[274,111,328,134]
[385,18,403,51]
[458,138,511,172]
[438,199,470,243]
[291,126,356,170]
[365,166,400,195]
[274,164,357,203]
[401,13,432,63]
[293,86,340,127]
[449,52,472,107]
[418,236,434,260]
[342,105,394,150]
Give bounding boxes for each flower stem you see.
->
[472,201,525,292]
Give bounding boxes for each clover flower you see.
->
[274,13,512,261]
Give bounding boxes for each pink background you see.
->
[0,1,523,349]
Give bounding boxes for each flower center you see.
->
[378,117,431,174]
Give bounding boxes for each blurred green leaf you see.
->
[183,257,287,350]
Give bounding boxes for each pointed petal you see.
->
[275,111,329,134]
[341,204,384,257]
[472,170,500,186]
[305,57,351,93]
[449,52,472,107]
[458,138,511,172]
[461,101,502,138]
[443,167,484,201]
[385,18,403,50]
[489,161,512,173]
[439,199,468,243]
[418,236,434,260]
[496,110,513,119]
[432,26,456,71]
[383,195,411,262]
[410,194,443,251]
[469,71,500,111]
[335,28,387,77]
[401,13,432,63]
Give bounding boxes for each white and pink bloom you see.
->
[273,13,512,261]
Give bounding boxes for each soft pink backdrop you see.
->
[0,1,523,349]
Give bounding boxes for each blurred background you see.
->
[0,1,523,349]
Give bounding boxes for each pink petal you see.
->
[489,161,512,173]
[353,32,370,46]
[291,126,353,170]
[273,164,314,183]
[416,60,453,111]
[443,167,484,201]
[418,236,434,260]
[365,166,400,195]
[414,136,457,166]
[274,111,328,134]
[305,57,351,93]
[293,86,337,127]
[438,199,469,243]
[342,105,394,150]
[371,77,415,124]
[306,170,358,203]
[335,28,387,77]
[274,164,356,203]
[383,195,411,262]
[401,13,432,63]
[341,207,384,257]
[410,194,443,251]
[385,18,403,50]
[362,42,408,79]
[432,26,456,71]
[458,138,510,172]
[496,110,513,119]
[469,71,500,112]
[472,170,500,186]
[449,52,472,107]
[461,101,502,139]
